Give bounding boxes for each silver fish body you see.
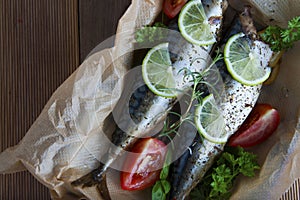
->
[71,70,175,187]
[170,7,273,200]
[71,0,226,188]
[171,69,262,200]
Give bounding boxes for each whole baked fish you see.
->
[71,0,227,188]
[170,6,273,200]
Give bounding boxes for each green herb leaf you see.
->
[236,149,260,177]
[161,180,171,194]
[160,151,172,180]
[190,146,260,200]
[152,181,165,200]
[260,16,300,51]
[152,150,172,200]
[152,180,171,200]
[135,22,168,44]
[211,164,232,195]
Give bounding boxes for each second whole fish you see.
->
[170,6,273,200]
[71,0,227,189]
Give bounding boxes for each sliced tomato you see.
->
[228,104,280,148]
[120,138,167,191]
[163,0,188,19]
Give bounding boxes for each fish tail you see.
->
[169,150,191,198]
[71,163,105,187]
[97,175,112,200]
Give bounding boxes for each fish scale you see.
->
[71,2,223,187]
[170,6,273,200]
[171,72,262,200]
[129,85,154,123]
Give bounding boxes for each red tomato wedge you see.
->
[120,138,167,191]
[163,0,188,19]
[228,104,280,148]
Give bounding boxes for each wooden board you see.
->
[79,0,131,62]
[0,0,299,199]
[0,0,128,199]
[0,0,79,199]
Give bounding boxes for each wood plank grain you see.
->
[280,178,300,200]
[0,0,133,199]
[1,0,299,200]
[0,0,79,199]
[79,0,131,61]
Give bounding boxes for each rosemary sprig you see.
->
[159,51,223,141]
[153,51,223,200]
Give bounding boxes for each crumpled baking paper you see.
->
[230,41,300,200]
[0,0,299,199]
[229,0,300,27]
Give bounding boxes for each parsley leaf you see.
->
[152,150,172,200]
[190,146,260,200]
[260,16,300,51]
[152,180,171,200]
[135,22,168,44]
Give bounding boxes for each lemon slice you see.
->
[195,94,228,143]
[142,43,177,98]
[178,0,216,46]
[224,33,272,86]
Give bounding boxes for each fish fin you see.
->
[97,175,112,200]
[71,164,105,187]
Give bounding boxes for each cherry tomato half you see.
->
[120,138,167,191]
[163,0,188,19]
[228,104,280,148]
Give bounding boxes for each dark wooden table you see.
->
[1,1,299,200]
[0,0,131,199]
